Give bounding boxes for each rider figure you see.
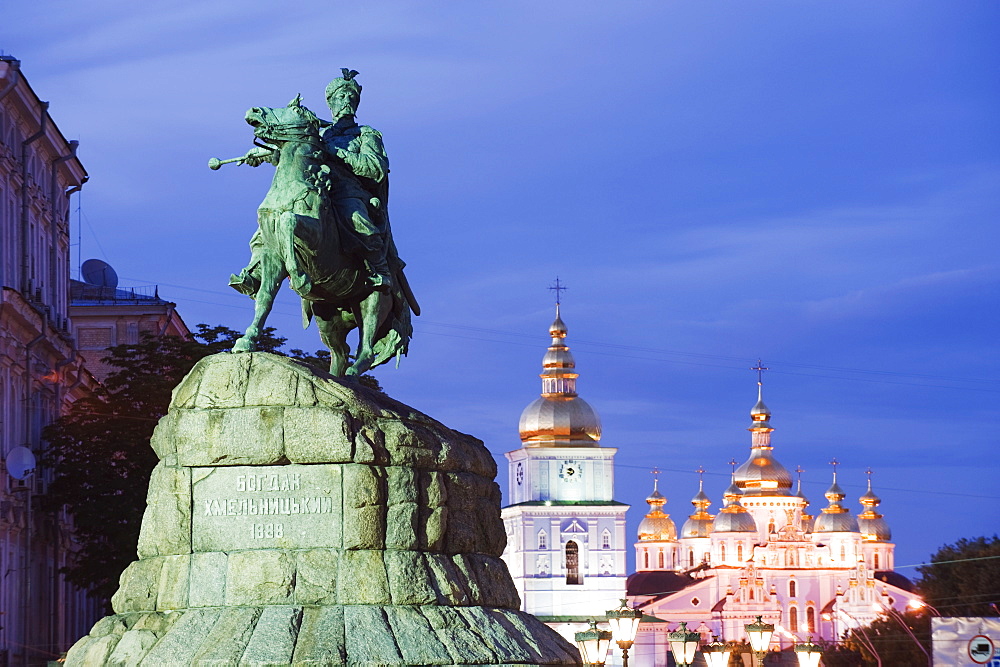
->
[320,69,394,292]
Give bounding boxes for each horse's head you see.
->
[245,94,321,144]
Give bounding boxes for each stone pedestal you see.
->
[66,353,580,666]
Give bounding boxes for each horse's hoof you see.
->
[232,337,257,353]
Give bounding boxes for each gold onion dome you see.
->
[681,477,715,538]
[857,472,891,542]
[713,475,757,533]
[813,469,860,533]
[734,383,793,496]
[518,304,602,447]
[638,477,677,541]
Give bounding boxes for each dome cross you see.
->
[548,277,567,305]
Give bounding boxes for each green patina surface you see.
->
[213,69,419,378]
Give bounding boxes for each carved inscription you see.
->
[192,464,341,551]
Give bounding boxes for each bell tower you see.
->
[500,289,628,621]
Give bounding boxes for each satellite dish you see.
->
[81,259,119,288]
[6,446,36,480]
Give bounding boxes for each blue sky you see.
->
[5,1,998,577]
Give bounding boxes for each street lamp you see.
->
[793,637,823,667]
[702,635,732,667]
[606,599,643,667]
[575,620,613,666]
[908,599,941,616]
[744,615,775,666]
[667,621,701,667]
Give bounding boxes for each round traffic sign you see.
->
[969,634,995,664]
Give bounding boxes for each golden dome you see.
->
[734,384,792,496]
[858,471,891,541]
[518,305,602,447]
[734,447,793,496]
[638,477,677,542]
[681,477,715,538]
[814,468,860,533]
[713,478,757,533]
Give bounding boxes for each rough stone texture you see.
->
[67,353,579,666]
[137,463,191,558]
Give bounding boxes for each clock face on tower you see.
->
[559,460,582,483]
[515,462,524,486]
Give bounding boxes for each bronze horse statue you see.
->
[221,96,418,376]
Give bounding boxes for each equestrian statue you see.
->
[211,69,419,377]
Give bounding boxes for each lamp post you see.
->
[744,615,775,666]
[829,609,881,667]
[667,622,701,667]
[875,602,931,666]
[702,635,732,667]
[793,637,823,667]
[575,620,613,666]
[606,599,643,667]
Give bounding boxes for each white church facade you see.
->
[625,380,921,663]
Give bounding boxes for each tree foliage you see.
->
[42,324,378,603]
[918,535,1000,617]
[839,610,931,666]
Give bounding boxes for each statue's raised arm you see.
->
[215,70,419,378]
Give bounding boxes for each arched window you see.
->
[672,551,677,569]
[789,580,797,598]
[789,606,799,632]
[689,550,695,568]
[749,589,755,601]
[601,529,611,550]
[657,551,665,569]
[720,544,726,561]
[840,544,846,561]
[874,552,880,569]
[565,541,582,584]
[537,530,547,550]
[768,518,776,534]
[737,544,744,562]
[806,606,816,633]
[643,550,649,569]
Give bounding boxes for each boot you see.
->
[365,252,394,292]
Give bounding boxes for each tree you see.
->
[40,324,373,603]
[840,610,931,666]
[918,535,1000,617]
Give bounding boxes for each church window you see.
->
[749,589,754,601]
[874,552,880,569]
[806,606,816,633]
[538,530,547,550]
[737,544,744,562]
[789,606,799,632]
[672,552,677,569]
[789,580,796,598]
[601,529,611,550]
[840,544,846,561]
[565,541,582,585]
[768,519,776,534]
[657,551,664,569]
[691,597,700,606]
[720,544,726,561]
[689,550,695,568]
[643,551,649,569]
